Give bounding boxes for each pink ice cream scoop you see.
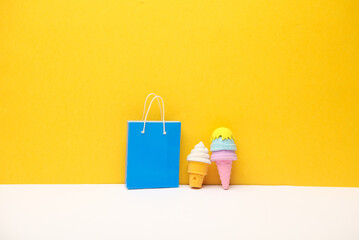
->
[211,150,237,161]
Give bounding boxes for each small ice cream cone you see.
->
[216,160,233,190]
[187,142,211,189]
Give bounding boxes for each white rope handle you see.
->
[141,95,166,135]
[141,93,163,121]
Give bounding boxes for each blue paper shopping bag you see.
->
[126,94,181,189]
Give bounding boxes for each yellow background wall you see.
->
[1,0,359,186]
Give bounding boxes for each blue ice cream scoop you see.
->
[210,137,237,151]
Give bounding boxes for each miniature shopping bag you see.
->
[126,93,181,189]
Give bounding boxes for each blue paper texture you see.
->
[126,121,181,189]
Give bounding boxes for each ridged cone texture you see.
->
[189,174,205,188]
[216,160,233,190]
[188,161,210,188]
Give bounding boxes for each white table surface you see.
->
[1,184,359,240]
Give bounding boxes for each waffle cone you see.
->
[189,173,205,188]
[216,160,233,190]
[188,161,210,188]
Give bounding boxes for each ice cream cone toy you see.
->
[187,142,211,189]
[210,127,237,190]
